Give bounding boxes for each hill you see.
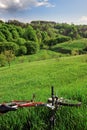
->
[52,38,87,54]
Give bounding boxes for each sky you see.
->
[0,0,87,25]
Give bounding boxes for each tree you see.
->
[71,49,79,56]
[24,25,38,42]
[68,25,80,39]
[41,31,50,48]
[16,26,24,37]
[0,42,19,56]
[4,50,15,67]
[0,32,6,42]
[83,31,87,38]
[0,27,12,41]
[16,38,27,55]
[17,46,27,56]
[16,38,26,46]
[45,35,71,49]
[7,20,26,27]
[41,31,49,42]
[83,46,87,52]
[25,41,39,54]
[11,29,19,39]
[36,29,42,44]
[0,53,6,67]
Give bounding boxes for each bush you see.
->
[17,46,27,56]
[71,49,79,55]
[4,50,15,67]
[0,54,6,67]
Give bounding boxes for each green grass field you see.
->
[0,54,87,130]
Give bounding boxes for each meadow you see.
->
[0,54,87,130]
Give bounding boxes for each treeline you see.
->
[0,20,87,57]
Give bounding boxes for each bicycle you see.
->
[0,86,81,130]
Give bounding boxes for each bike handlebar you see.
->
[0,99,81,113]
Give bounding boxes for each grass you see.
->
[12,50,63,65]
[0,54,87,130]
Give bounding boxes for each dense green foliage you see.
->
[0,54,87,130]
[25,41,39,55]
[0,20,87,60]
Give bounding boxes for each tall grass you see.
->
[0,54,87,130]
[12,50,62,65]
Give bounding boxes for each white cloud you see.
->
[76,16,87,25]
[0,2,7,9]
[0,0,55,12]
[80,16,87,22]
[35,0,55,7]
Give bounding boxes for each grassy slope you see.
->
[13,49,62,65]
[0,54,87,130]
[52,38,87,53]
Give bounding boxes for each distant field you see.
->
[52,38,87,54]
[0,54,87,130]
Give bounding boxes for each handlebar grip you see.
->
[58,102,81,107]
[0,104,17,113]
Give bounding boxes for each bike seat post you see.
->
[51,86,55,106]
[50,86,55,130]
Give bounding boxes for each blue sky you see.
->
[0,0,87,24]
